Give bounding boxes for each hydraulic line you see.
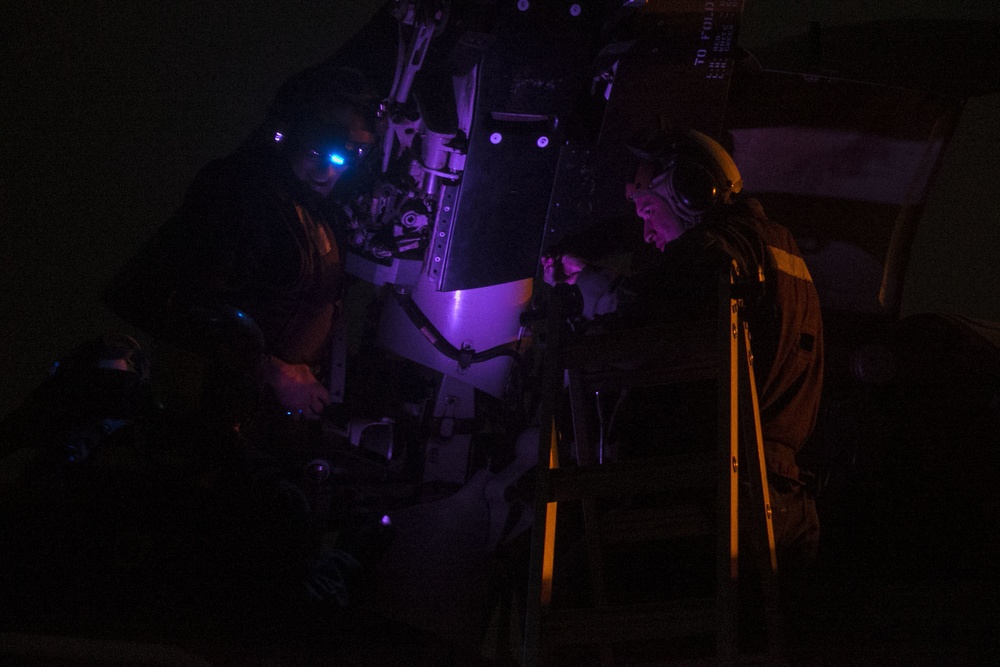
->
[391,289,520,369]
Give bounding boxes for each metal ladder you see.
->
[523,267,785,665]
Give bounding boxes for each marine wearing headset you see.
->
[543,129,823,564]
[104,65,376,421]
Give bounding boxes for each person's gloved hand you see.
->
[262,355,330,419]
[540,252,588,286]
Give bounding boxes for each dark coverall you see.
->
[97,143,368,619]
[104,136,343,371]
[629,198,822,559]
[582,198,823,560]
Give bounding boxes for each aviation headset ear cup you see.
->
[670,160,719,213]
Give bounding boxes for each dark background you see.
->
[2,0,998,419]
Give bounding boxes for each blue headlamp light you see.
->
[324,140,370,169]
[274,128,372,170]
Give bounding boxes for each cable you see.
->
[391,289,521,369]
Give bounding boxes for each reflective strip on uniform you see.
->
[768,245,813,282]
